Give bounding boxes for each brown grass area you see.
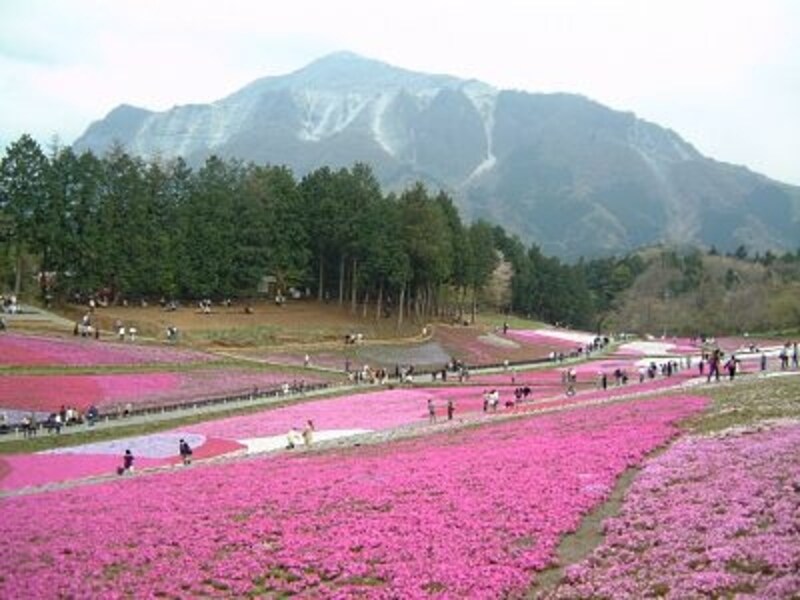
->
[61,300,424,348]
[25,302,557,365]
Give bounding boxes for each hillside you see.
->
[74,52,800,259]
[609,249,800,335]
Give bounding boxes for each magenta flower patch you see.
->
[507,329,596,350]
[0,437,244,491]
[0,369,326,413]
[0,395,706,598]
[544,423,800,599]
[0,333,218,366]
[0,372,181,412]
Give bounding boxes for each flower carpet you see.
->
[0,366,701,493]
[3,322,792,597]
[0,436,244,491]
[0,333,218,366]
[545,423,800,599]
[0,369,327,413]
[434,325,559,364]
[507,329,597,350]
[0,395,707,598]
[613,337,701,356]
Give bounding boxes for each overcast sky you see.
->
[1,0,798,184]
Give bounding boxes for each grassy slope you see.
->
[610,251,800,335]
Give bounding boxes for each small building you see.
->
[258,275,278,296]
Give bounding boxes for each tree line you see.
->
[1,134,650,329]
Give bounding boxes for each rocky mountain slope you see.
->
[74,52,800,259]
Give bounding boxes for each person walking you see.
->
[302,420,315,447]
[779,346,788,370]
[118,449,134,474]
[428,398,436,424]
[447,398,454,421]
[725,355,737,380]
[707,350,721,382]
[179,439,193,465]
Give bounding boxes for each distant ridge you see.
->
[74,52,800,259]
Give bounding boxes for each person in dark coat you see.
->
[179,439,193,465]
[118,449,134,474]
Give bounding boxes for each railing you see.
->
[0,381,336,436]
[0,353,586,434]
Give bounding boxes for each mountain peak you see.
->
[272,50,460,93]
[303,50,374,68]
[72,52,800,259]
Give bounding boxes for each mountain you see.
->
[73,51,800,259]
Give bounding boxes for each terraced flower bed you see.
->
[0,436,244,491]
[435,325,559,364]
[0,333,219,366]
[180,356,713,443]
[0,395,707,598]
[179,383,551,442]
[0,369,329,413]
[544,423,800,599]
[613,337,702,356]
[507,329,597,351]
[182,387,435,440]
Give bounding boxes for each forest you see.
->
[2,134,799,333]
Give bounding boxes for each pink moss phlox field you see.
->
[0,453,170,491]
[507,329,596,350]
[613,337,702,357]
[0,333,218,366]
[184,387,446,439]
[546,424,800,599]
[0,396,707,598]
[182,383,561,440]
[0,369,326,412]
[181,361,701,443]
[469,358,651,386]
[714,336,781,354]
[180,382,617,441]
[468,357,710,395]
[0,373,179,412]
[0,438,244,492]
